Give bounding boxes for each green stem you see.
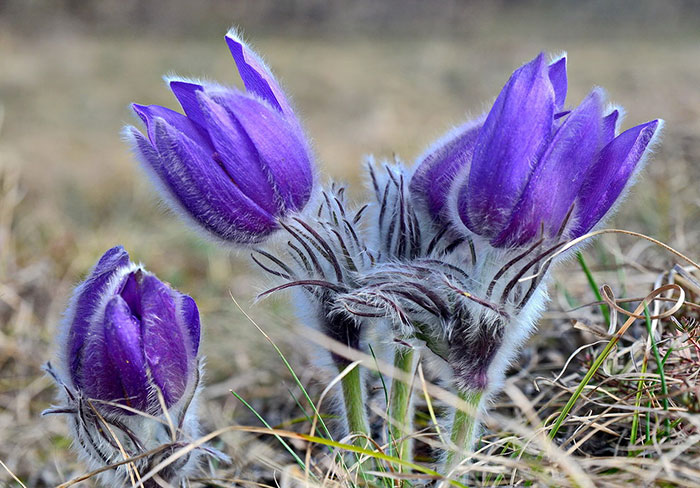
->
[339,364,370,446]
[388,348,415,465]
[444,389,483,475]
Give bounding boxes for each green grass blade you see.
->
[643,303,671,436]
[294,433,469,488]
[577,251,611,324]
[548,330,621,439]
[629,353,648,455]
[231,390,310,474]
[232,298,335,441]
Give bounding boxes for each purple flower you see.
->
[410,53,661,248]
[125,30,315,245]
[58,246,200,414]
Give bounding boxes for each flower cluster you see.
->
[48,28,662,484]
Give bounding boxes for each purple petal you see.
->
[460,53,556,237]
[225,29,294,118]
[132,103,211,150]
[68,246,130,388]
[169,81,205,125]
[409,117,483,220]
[177,294,201,357]
[118,270,142,317]
[168,80,214,144]
[103,295,149,412]
[602,109,620,145]
[195,92,284,215]
[139,274,189,409]
[573,119,661,236]
[208,91,314,213]
[79,331,124,408]
[130,118,279,243]
[492,89,603,247]
[548,56,567,111]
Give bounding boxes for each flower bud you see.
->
[45,246,208,485]
[410,53,661,249]
[125,30,315,245]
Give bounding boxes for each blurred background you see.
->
[1,1,699,485]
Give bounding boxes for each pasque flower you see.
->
[385,53,662,469]
[125,30,315,245]
[410,53,661,248]
[251,185,376,440]
[404,54,662,399]
[45,246,211,485]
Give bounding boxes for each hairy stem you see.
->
[339,364,370,447]
[444,389,483,477]
[388,347,415,466]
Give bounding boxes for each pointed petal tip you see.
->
[589,85,606,99]
[131,103,149,124]
[547,53,568,110]
[99,245,130,265]
[523,52,548,72]
[576,87,605,110]
[549,53,567,67]
[579,87,606,114]
[106,244,127,256]
[122,124,141,140]
[639,118,664,146]
[168,79,204,93]
[225,26,244,43]
[647,118,663,132]
[224,29,247,56]
[619,118,663,142]
[94,247,131,276]
[222,29,290,115]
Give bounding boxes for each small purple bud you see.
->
[45,248,222,484]
[125,31,315,245]
[58,246,200,415]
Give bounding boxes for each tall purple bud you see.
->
[125,30,315,245]
[44,246,213,485]
[411,53,661,248]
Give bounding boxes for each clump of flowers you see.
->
[48,28,663,485]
